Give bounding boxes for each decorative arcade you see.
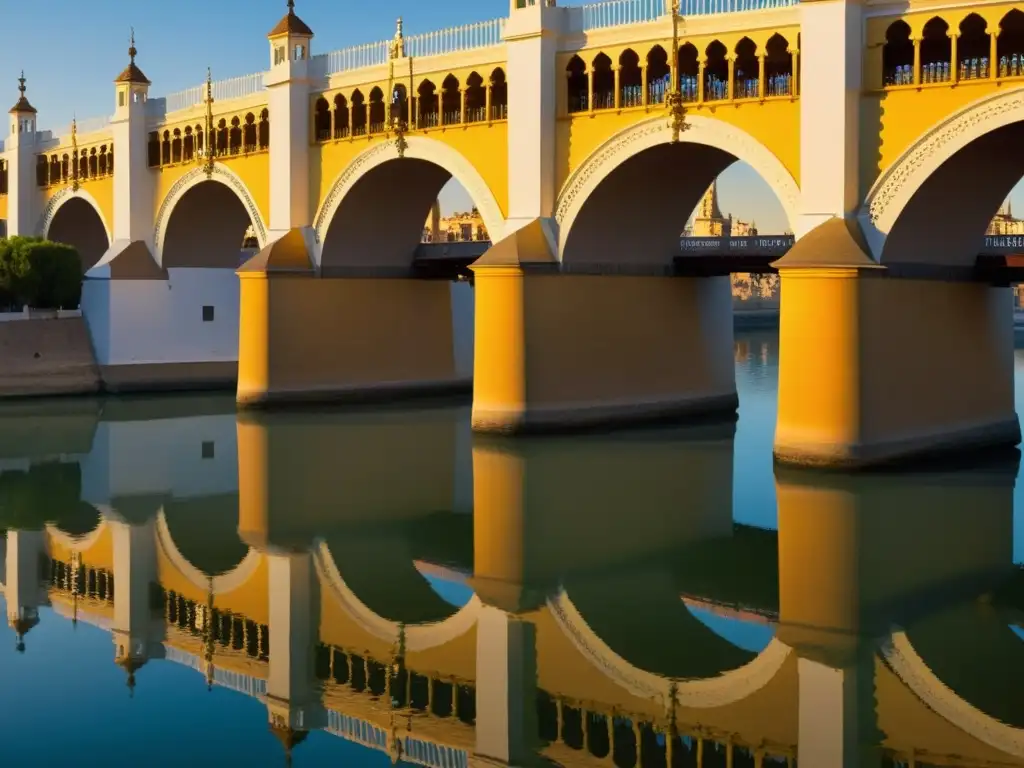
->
[1,0,1024,466]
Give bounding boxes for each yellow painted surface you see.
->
[39,175,115,233]
[0,194,8,222]
[472,269,736,431]
[47,525,114,571]
[557,98,800,194]
[237,273,460,406]
[776,268,1018,466]
[311,121,509,220]
[153,152,270,230]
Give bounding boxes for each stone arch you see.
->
[861,87,1024,264]
[554,114,799,264]
[313,135,504,270]
[882,630,1024,757]
[548,590,791,708]
[153,165,268,268]
[39,187,112,272]
[314,539,481,653]
[154,510,263,595]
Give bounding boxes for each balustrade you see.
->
[147,109,269,169]
[160,588,269,661]
[882,10,1024,88]
[312,68,507,145]
[46,558,115,604]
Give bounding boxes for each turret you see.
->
[5,72,40,236]
[114,29,150,118]
[268,0,313,72]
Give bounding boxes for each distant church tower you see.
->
[691,181,730,238]
[987,197,1024,236]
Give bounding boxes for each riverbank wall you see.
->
[0,314,101,398]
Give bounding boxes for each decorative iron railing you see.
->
[580,0,799,32]
[405,18,506,58]
[164,72,266,114]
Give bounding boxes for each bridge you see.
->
[4,401,1024,765]
[2,0,1024,466]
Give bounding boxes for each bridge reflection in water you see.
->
[0,394,1023,767]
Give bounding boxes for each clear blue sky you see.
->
[1,0,1020,234]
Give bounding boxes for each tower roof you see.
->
[269,0,313,38]
[115,29,151,84]
[695,180,724,221]
[9,71,36,114]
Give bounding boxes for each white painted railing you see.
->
[405,17,507,58]
[53,115,110,139]
[312,40,390,78]
[580,0,798,31]
[164,72,266,114]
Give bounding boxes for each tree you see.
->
[0,236,82,310]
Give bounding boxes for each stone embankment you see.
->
[0,312,101,398]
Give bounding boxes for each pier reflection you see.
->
[1,399,1024,766]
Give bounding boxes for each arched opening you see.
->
[705,40,729,101]
[171,129,182,163]
[765,33,793,96]
[464,72,485,122]
[183,128,195,162]
[243,113,257,152]
[47,197,110,274]
[258,109,270,150]
[883,20,914,85]
[646,45,670,105]
[734,37,760,99]
[998,9,1024,76]
[920,16,952,83]
[161,179,258,268]
[440,74,460,126]
[490,68,507,120]
[417,80,438,127]
[161,130,171,165]
[229,116,242,154]
[391,83,409,127]
[959,14,991,81]
[315,96,331,141]
[350,90,367,136]
[368,86,386,133]
[678,43,699,102]
[566,55,587,113]
[333,94,349,138]
[162,495,248,578]
[618,49,641,108]
[591,52,614,110]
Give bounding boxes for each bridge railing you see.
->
[163,72,267,114]
[580,0,799,31]
[313,17,506,79]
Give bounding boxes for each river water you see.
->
[1,328,1024,767]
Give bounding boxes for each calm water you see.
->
[2,329,1024,767]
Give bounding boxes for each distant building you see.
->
[684,181,757,238]
[423,201,489,243]
[988,198,1024,236]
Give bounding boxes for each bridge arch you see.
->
[154,510,262,595]
[861,87,1024,265]
[313,135,504,269]
[314,540,481,653]
[883,629,1024,758]
[153,165,268,268]
[548,590,791,708]
[554,114,799,263]
[39,188,112,272]
[45,518,107,553]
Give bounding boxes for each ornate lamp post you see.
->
[387,18,412,158]
[200,68,216,177]
[666,0,689,143]
[69,117,80,192]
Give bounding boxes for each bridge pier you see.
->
[236,230,469,406]
[773,220,1020,469]
[471,221,737,433]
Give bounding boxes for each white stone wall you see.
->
[81,268,239,369]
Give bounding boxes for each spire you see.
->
[9,70,36,114]
[695,180,723,222]
[115,27,151,84]
[390,17,405,59]
[269,0,313,38]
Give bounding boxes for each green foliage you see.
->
[0,462,92,532]
[0,236,83,310]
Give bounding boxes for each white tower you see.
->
[110,30,155,248]
[265,0,315,248]
[5,73,40,237]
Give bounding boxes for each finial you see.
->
[396,17,404,37]
[17,71,25,95]
[129,27,137,64]
[287,0,295,13]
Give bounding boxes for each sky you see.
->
[1,0,1021,234]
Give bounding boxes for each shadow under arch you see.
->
[548,584,791,708]
[155,503,261,594]
[315,538,481,653]
[313,135,505,270]
[45,515,106,553]
[153,165,268,268]
[41,189,111,273]
[861,87,1024,265]
[554,114,800,263]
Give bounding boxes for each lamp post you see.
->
[665,0,689,143]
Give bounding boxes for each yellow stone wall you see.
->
[153,150,270,231]
[861,4,1024,198]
